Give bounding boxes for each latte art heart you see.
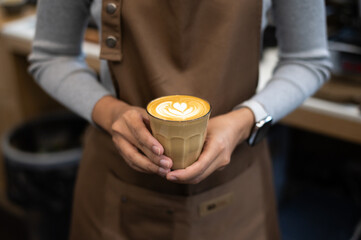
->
[168,106,194,116]
[147,95,211,121]
[156,101,197,119]
[173,102,187,112]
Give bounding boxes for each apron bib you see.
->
[70,0,280,239]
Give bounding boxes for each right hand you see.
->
[92,96,173,177]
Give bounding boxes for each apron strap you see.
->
[100,0,122,61]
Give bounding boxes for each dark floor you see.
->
[279,187,359,240]
[269,124,361,240]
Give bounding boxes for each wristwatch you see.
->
[233,100,273,147]
[247,115,273,146]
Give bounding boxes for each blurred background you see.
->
[0,0,360,239]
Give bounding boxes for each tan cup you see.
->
[146,96,211,169]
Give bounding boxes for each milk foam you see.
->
[156,101,200,119]
[147,95,210,121]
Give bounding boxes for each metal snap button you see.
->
[106,36,117,48]
[106,3,117,14]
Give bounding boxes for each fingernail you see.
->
[158,168,168,176]
[168,175,178,181]
[152,146,161,155]
[160,159,170,169]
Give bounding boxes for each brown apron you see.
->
[70,0,280,239]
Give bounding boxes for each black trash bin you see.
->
[2,112,87,240]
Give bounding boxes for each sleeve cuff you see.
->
[233,100,270,122]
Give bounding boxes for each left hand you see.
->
[166,107,255,184]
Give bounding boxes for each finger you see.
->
[115,137,169,176]
[113,137,147,173]
[188,155,225,184]
[136,107,152,131]
[137,107,149,119]
[139,147,173,169]
[125,113,164,156]
[139,109,151,127]
[167,153,226,184]
[123,122,172,169]
[166,139,222,183]
[113,118,172,169]
[181,144,231,184]
[143,118,151,132]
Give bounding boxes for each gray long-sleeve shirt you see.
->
[28,0,332,123]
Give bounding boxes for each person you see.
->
[29,0,332,239]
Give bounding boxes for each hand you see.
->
[92,96,173,177]
[166,108,255,184]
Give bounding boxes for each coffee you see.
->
[147,95,211,169]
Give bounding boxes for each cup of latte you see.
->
[147,95,211,169]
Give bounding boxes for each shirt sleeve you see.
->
[28,0,111,123]
[237,0,332,123]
